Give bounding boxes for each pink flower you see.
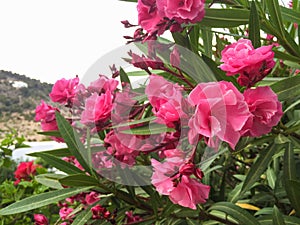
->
[14,161,40,185]
[188,81,251,149]
[151,157,183,195]
[170,46,180,67]
[104,130,140,166]
[151,158,210,209]
[137,0,165,36]
[80,92,113,125]
[145,75,186,126]
[35,100,63,142]
[85,191,100,205]
[220,39,275,87]
[34,214,49,225]
[87,75,118,94]
[59,207,74,220]
[241,86,283,137]
[157,0,206,24]
[169,175,210,210]
[49,77,79,104]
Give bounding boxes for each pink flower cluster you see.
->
[137,0,205,38]
[220,39,275,87]
[146,75,282,149]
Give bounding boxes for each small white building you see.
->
[10,80,28,88]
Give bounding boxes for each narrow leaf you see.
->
[119,67,131,88]
[201,9,250,28]
[249,1,261,48]
[27,148,72,157]
[272,205,286,225]
[35,153,84,174]
[271,75,300,101]
[59,174,100,187]
[121,123,175,135]
[209,202,260,225]
[35,174,65,189]
[0,187,92,215]
[56,112,92,173]
[266,0,285,37]
[284,142,300,216]
[241,144,278,194]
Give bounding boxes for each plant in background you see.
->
[1,0,300,224]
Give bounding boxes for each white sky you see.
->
[0,0,138,84]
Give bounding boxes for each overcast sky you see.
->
[0,0,137,83]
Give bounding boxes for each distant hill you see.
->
[0,70,53,141]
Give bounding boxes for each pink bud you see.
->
[179,163,195,176]
[34,214,49,225]
[170,47,180,68]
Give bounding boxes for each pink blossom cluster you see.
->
[35,38,283,211]
[136,0,205,39]
[220,39,275,87]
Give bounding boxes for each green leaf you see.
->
[172,32,191,50]
[72,207,93,225]
[202,55,239,87]
[121,123,175,135]
[281,6,300,24]
[266,0,285,37]
[119,67,131,88]
[55,112,92,174]
[284,142,300,216]
[273,50,300,63]
[271,75,300,101]
[37,130,62,137]
[34,153,84,174]
[111,116,156,129]
[201,9,250,28]
[266,167,276,189]
[272,206,286,225]
[249,1,261,48]
[59,174,100,187]
[35,174,65,189]
[0,187,92,215]
[208,202,260,225]
[27,148,72,157]
[201,27,213,58]
[283,61,300,70]
[241,144,279,194]
[258,215,300,225]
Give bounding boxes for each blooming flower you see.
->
[14,161,40,185]
[169,175,210,209]
[145,75,186,126]
[151,158,210,209]
[220,39,275,87]
[59,207,74,221]
[157,0,206,24]
[241,86,283,137]
[34,214,49,225]
[137,0,165,36]
[35,100,63,142]
[85,191,100,205]
[188,81,251,149]
[80,92,113,125]
[49,77,79,105]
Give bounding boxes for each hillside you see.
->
[0,70,53,141]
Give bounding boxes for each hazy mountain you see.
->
[0,70,53,141]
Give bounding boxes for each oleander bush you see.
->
[1,0,300,224]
